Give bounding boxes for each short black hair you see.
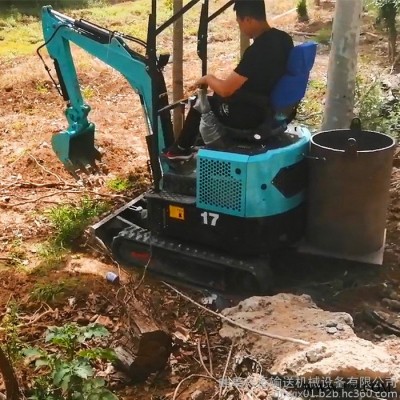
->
[233,0,266,21]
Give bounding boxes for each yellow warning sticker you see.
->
[169,205,185,220]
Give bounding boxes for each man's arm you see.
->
[195,71,247,98]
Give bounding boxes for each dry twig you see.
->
[197,338,214,379]
[29,154,67,184]
[219,337,236,399]
[204,325,214,376]
[162,282,310,346]
[172,374,218,400]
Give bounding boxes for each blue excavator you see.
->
[39,1,318,293]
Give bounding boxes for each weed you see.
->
[297,78,326,130]
[8,239,27,268]
[33,243,66,276]
[30,282,65,303]
[81,84,96,100]
[0,300,22,361]
[354,74,400,137]
[45,197,110,248]
[106,176,132,192]
[23,323,118,399]
[315,27,332,45]
[35,81,49,94]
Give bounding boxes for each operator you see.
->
[163,0,293,161]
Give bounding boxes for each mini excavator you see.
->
[39,1,318,294]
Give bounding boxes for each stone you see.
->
[326,321,337,328]
[326,327,338,334]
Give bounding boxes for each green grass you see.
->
[315,27,332,45]
[30,278,80,303]
[0,0,201,58]
[297,78,326,130]
[45,197,110,249]
[30,282,66,303]
[106,176,132,192]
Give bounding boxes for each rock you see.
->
[272,338,400,384]
[191,389,204,400]
[219,293,400,387]
[306,344,328,363]
[382,298,400,311]
[374,325,384,334]
[220,293,355,362]
[326,321,337,328]
[326,327,338,334]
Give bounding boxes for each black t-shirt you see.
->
[214,28,293,129]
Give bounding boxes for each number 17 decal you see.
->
[200,211,220,226]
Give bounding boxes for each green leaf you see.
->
[73,362,94,380]
[35,358,51,369]
[60,373,72,393]
[53,364,70,386]
[78,348,116,362]
[99,390,119,400]
[78,324,109,343]
[23,347,43,357]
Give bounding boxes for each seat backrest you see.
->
[270,41,317,111]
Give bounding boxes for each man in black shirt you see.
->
[164,0,293,160]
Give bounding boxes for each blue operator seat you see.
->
[271,41,317,119]
[226,41,317,143]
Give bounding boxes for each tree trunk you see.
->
[172,0,184,138]
[114,299,172,382]
[0,347,20,400]
[322,0,362,130]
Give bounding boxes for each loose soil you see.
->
[1,1,400,399]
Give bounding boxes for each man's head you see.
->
[234,0,268,39]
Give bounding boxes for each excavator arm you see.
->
[40,6,169,182]
[40,1,235,186]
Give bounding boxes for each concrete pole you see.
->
[322,0,362,130]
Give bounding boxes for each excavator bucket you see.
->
[51,123,101,176]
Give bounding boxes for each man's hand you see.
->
[189,75,209,92]
[189,72,247,98]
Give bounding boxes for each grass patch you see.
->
[0,0,204,58]
[45,197,110,249]
[30,278,80,303]
[315,27,331,45]
[355,74,400,138]
[8,239,28,268]
[106,176,132,192]
[297,78,326,130]
[30,282,66,303]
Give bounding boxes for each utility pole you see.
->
[322,0,362,130]
[172,0,184,138]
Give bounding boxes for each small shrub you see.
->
[355,74,400,138]
[296,0,309,22]
[24,323,118,399]
[106,176,132,192]
[45,197,110,248]
[30,282,65,303]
